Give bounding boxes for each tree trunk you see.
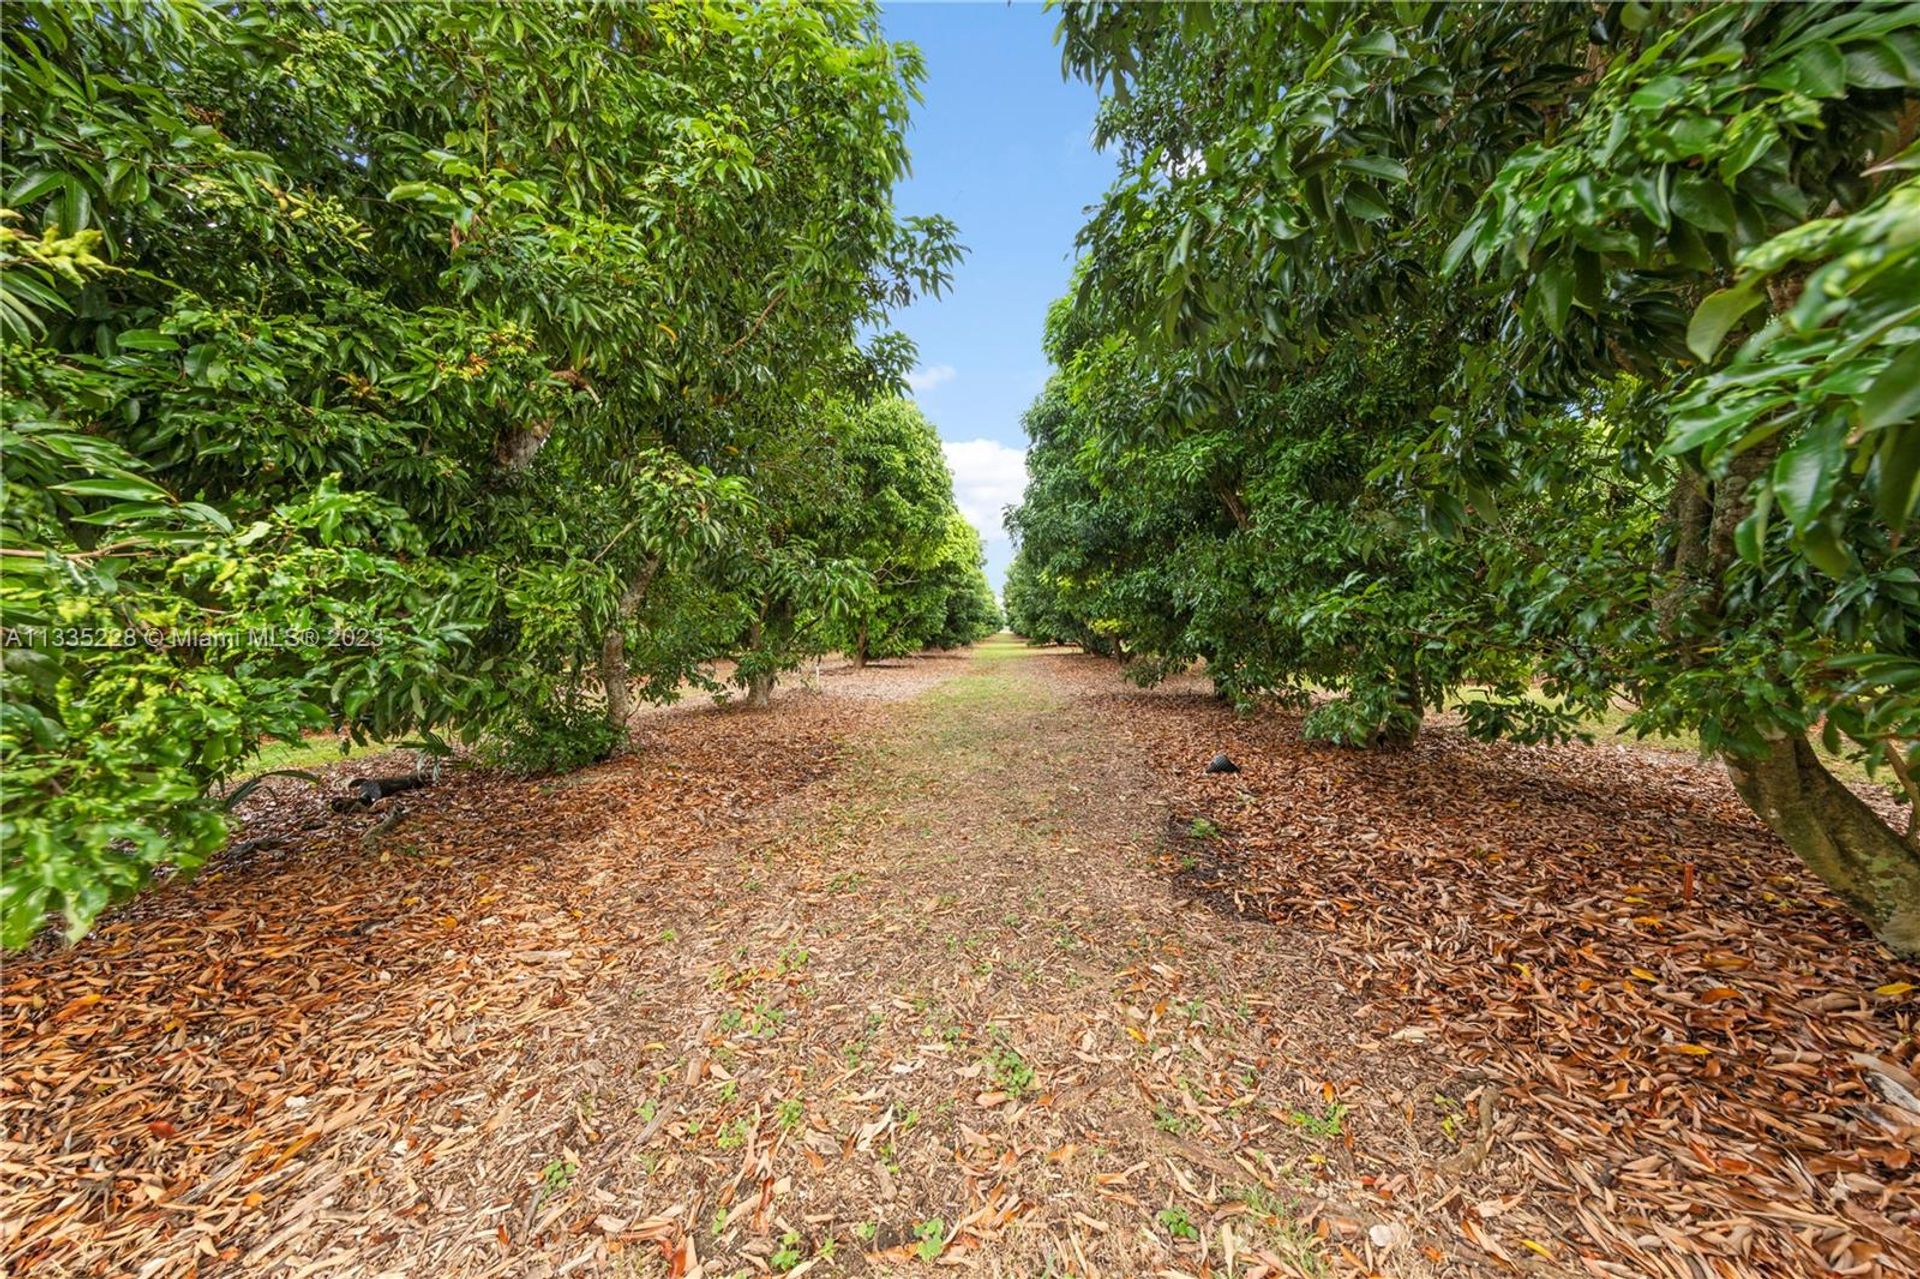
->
[1659,446,1920,952]
[744,613,773,708]
[600,627,632,731]
[1724,733,1920,954]
[852,621,869,670]
[1376,672,1424,747]
[598,558,661,735]
[1655,470,1712,644]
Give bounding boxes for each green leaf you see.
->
[1667,219,1715,271]
[1533,260,1574,337]
[1686,284,1763,362]
[114,328,178,352]
[1340,155,1408,183]
[1441,218,1481,275]
[1628,75,1686,112]
[1670,176,1735,234]
[1800,522,1853,577]
[50,476,170,501]
[1734,486,1771,567]
[386,180,443,202]
[1718,123,1777,181]
[1859,342,1920,432]
[1771,418,1846,533]
[1627,172,1669,230]
[5,169,67,205]
[1865,137,1920,175]
[1790,42,1848,97]
[1348,30,1400,58]
[1845,40,1914,90]
[54,179,92,234]
[1875,421,1920,528]
[1341,184,1391,222]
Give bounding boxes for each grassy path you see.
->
[375,634,1379,1278]
[495,634,1365,1278]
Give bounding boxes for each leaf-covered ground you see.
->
[3,639,1916,1278]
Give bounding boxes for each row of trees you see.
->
[1009,2,1920,949]
[0,0,995,947]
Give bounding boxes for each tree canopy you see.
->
[1010,0,1920,949]
[0,0,994,947]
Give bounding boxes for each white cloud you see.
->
[905,363,957,394]
[942,438,1028,546]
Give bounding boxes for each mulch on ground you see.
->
[0,671,880,1278]
[5,648,1917,1279]
[1086,662,1920,1279]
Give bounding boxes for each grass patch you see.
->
[1454,686,1887,791]
[246,733,383,775]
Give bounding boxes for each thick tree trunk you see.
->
[1367,668,1428,748]
[1376,672,1424,747]
[1724,734,1920,954]
[598,558,660,735]
[852,621,869,670]
[743,613,774,708]
[600,628,632,730]
[1655,449,1919,949]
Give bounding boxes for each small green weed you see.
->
[716,1117,751,1150]
[989,1044,1034,1096]
[1235,1186,1328,1275]
[538,1158,574,1197]
[1286,1101,1349,1137]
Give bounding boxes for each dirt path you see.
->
[7,639,1916,1278]
[372,635,1381,1277]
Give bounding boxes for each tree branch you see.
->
[720,289,786,359]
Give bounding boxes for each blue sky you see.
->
[878,1,1111,592]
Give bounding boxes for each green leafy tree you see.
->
[919,517,1003,649]
[1,0,954,944]
[707,395,997,704]
[1054,1,1920,947]
[818,398,965,666]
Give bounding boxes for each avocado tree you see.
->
[917,516,1003,650]
[1051,1,1920,946]
[818,397,966,667]
[711,395,998,703]
[0,0,957,945]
